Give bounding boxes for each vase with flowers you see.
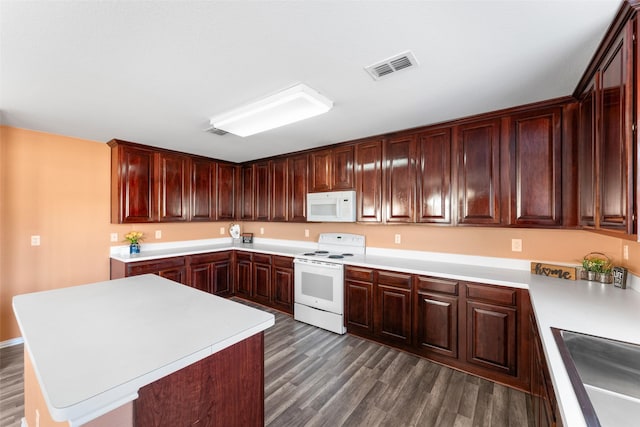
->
[125,231,144,254]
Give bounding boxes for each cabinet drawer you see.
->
[345,266,375,282]
[272,256,293,268]
[235,251,253,262]
[253,253,271,264]
[416,276,458,295]
[189,251,230,264]
[128,256,186,275]
[465,283,517,306]
[377,271,412,289]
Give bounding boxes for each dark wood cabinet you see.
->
[109,141,156,223]
[345,266,375,335]
[384,136,416,223]
[455,119,502,225]
[110,256,188,285]
[158,152,189,222]
[217,163,237,220]
[239,164,254,221]
[188,252,233,297]
[465,283,517,376]
[235,251,253,298]
[255,161,271,221]
[270,159,288,221]
[374,271,412,345]
[288,154,308,222]
[530,309,561,427]
[252,253,272,305]
[309,145,355,192]
[417,128,452,224]
[507,108,562,226]
[355,139,384,222]
[272,256,294,314]
[414,276,459,359]
[578,82,597,227]
[190,158,217,221]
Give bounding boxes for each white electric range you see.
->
[293,233,365,334]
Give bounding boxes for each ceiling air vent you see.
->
[204,126,228,136]
[365,50,419,81]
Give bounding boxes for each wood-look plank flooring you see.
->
[0,302,533,427]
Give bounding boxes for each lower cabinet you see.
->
[272,256,294,314]
[235,251,253,298]
[188,252,233,297]
[345,266,530,391]
[111,256,188,285]
[252,253,272,305]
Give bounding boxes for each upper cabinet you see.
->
[216,163,237,221]
[270,158,288,221]
[384,135,417,223]
[239,164,254,221]
[355,138,384,222]
[110,141,156,223]
[575,10,636,236]
[455,119,502,225]
[507,108,562,227]
[417,128,452,224]
[158,152,190,222]
[191,158,217,222]
[308,145,355,192]
[288,154,308,222]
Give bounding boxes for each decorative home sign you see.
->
[612,266,628,289]
[530,262,577,280]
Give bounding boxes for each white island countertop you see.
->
[12,274,275,426]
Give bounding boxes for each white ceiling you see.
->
[0,0,621,163]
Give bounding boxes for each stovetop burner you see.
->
[315,250,329,254]
[328,254,343,259]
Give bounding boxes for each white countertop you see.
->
[110,237,640,427]
[12,274,275,426]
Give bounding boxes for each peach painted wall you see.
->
[2,125,639,344]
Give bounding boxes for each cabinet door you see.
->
[309,149,332,192]
[270,159,288,221]
[355,139,384,222]
[508,108,562,226]
[254,161,270,221]
[189,262,213,293]
[466,300,517,376]
[384,136,416,223]
[127,257,188,285]
[217,163,237,220]
[375,271,412,345]
[288,154,308,222]
[345,280,374,335]
[252,254,272,305]
[272,256,293,313]
[212,258,233,297]
[578,83,596,227]
[456,119,501,225]
[235,252,253,297]
[417,128,452,224]
[111,143,156,223]
[332,145,355,190]
[599,36,631,231]
[191,159,217,221]
[414,276,459,358]
[158,152,189,222]
[239,164,254,221]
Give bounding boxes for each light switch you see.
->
[219,227,225,235]
[624,245,629,260]
[31,235,41,246]
[110,233,118,242]
[305,229,310,238]
[394,234,401,244]
[260,227,265,235]
[511,239,522,252]
[155,230,162,239]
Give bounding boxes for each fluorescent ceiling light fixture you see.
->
[209,83,333,137]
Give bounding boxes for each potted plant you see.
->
[581,252,612,282]
[124,231,144,254]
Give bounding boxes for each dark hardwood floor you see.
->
[0,302,533,427]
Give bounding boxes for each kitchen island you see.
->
[12,274,275,427]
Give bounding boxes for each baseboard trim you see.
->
[1,336,24,348]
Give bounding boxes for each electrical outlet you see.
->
[31,235,41,246]
[305,229,309,238]
[394,234,401,244]
[624,245,629,260]
[511,239,522,252]
[260,227,265,235]
[110,233,118,242]
[219,227,225,235]
[155,230,162,239]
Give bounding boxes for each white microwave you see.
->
[307,190,356,222]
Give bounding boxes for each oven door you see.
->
[294,259,344,314]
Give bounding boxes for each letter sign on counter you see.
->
[530,262,577,280]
